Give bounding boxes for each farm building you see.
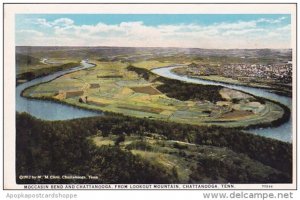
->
[59,90,84,99]
[130,86,161,95]
[90,83,100,88]
[216,101,232,107]
[79,96,88,103]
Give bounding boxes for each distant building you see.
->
[90,83,100,88]
[59,90,84,99]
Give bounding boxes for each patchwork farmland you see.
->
[23,59,285,128]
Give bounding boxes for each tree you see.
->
[115,134,126,146]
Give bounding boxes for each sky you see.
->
[15,14,291,49]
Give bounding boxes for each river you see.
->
[16,62,292,142]
[16,61,101,120]
[152,66,292,142]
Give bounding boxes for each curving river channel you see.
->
[16,62,292,142]
[152,66,292,143]
[16,61,101,120]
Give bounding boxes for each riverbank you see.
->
[171,67,292,98]
[16,62,81,86]
[20,61,291,141]
[16,61,102,120]
[160,76,290,130]
[152,65,292,142]
[20,89,291,135]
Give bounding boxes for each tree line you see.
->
[16,112,292,184]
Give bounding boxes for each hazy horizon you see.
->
[15,45,292,50]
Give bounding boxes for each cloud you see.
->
[212,21,257,30]
[16,17,291,49]
[35,18,52,27]
[35,18,74,28]
[256,16,286,24]
[222,28,265,36]
[16,29,44,37]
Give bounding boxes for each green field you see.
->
[22,59,286,128]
